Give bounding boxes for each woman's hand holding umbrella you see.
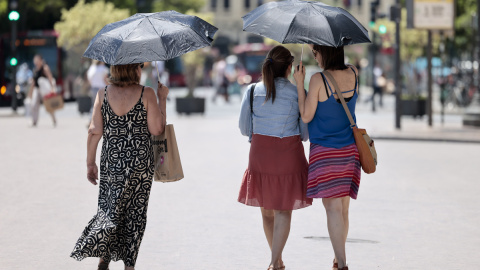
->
[157,81,169,100]
[293,61,306,86]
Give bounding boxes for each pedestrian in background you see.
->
[70,63,169,270]
[371,63,384,112]
[212,56,229,102]
[87,60,109,109]
[238,45,312,270]
[294,44,361,270]
[28,54,57,127]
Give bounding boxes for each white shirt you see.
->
[87,64,109,89]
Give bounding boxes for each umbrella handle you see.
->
[300,44,304,62]
[155,62,160,83]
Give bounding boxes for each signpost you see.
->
[8,0,19,112]
[406,0,454,127]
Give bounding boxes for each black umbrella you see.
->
[242,0,370,49]
[83,11,218,65]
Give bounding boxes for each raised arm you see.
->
[293,62,320,123]
[86,89,104,185]
[145,82,168,136]
[42,64,56,92]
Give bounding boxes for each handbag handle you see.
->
[322,70,356,128]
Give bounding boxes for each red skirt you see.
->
[238,134,313,210]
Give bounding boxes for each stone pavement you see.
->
[0,87,479,270]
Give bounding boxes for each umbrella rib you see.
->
[145,17,167,59]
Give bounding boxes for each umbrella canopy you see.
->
[83,11,218,65]
[242,0,370,47]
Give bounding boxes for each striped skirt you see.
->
[307,143,361,199]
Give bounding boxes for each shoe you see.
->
[338,266,348,270]
[332,258,338,270]
[97,261,109,270]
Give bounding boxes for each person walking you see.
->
[87,60,109,109]
[293,45,361,270]
[238,45,312,270]
[28,54,57,127]
[70,63,169,270]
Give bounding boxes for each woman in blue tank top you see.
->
[293,44,361,270]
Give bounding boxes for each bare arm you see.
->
[146,82,169,136]
[293,62,320,123]
[42,64,56,92]
[86,89,104,185]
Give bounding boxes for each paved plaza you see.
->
[0,88,479,269]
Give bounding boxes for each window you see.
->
[245,0,250,9]
[224,0,230,9]
[211,0,217,10]
[258,0,264,6]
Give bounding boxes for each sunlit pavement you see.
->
[0,87,479,269]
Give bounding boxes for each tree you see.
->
[152,0,205,13]
[54,0,130,54]
[453,0,476,58]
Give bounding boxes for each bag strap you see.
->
[322,70,356,128]
[249,83,257,114]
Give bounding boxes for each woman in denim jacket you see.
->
[238,45,312,270]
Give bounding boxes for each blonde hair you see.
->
[109,64,140,87]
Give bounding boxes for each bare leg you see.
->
[261,207,274,249]
[270,210,292,268]
[261,208,284,267]
[323,197,347,268]
[31,90,41,126]
[49,112,57,127]
[334,197,350,268]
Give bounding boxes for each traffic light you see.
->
[370,2,377,25]
[8,10,20,21]
[10,57,18,66]
[379,24,387,34]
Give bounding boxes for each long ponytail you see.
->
[262,45,294,103]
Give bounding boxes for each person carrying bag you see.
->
[152,123,184,182]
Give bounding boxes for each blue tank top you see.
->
[308,67,358,149]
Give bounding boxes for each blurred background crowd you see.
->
[0,0,479,127]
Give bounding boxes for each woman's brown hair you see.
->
[262,45,294,103]
[313,44,348,71]
[109,64,141,87]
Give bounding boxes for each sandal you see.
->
[332,258,338,270]
[97,261,109,270]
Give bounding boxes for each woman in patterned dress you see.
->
[293,45,361,270]
[70,63,169,270]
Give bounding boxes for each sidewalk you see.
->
[353,87,480,144]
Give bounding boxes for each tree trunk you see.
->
[185,65,196,97]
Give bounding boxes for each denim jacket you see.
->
[239,78,309,142]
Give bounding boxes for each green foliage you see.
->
[0,0,7,15]
[152,0,205,13]
[54,0,130,53]
[454,0,476,54]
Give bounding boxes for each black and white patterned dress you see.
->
[71,86,154,267]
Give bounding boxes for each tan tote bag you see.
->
[323,70,377,174]
[152,124,184,182]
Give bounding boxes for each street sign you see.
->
[413,0,454,30]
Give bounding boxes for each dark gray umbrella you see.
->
[242,0,371,48]
[83,11,218,65]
